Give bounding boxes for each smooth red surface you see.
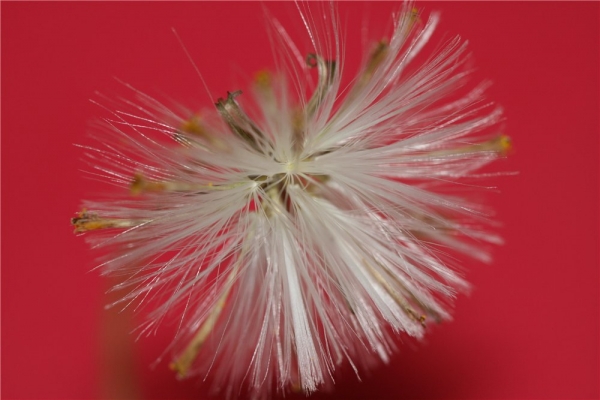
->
[2,2,598,399]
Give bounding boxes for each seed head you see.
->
[73,3,509,398]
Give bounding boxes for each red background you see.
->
[2,2,598,399]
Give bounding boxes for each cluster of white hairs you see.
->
[73,2,508,399]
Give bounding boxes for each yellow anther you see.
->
[130,173,166,195]
[361,40,389,83]
[130,173,144,195]
[370,40,389,69]
[495,134,512,155]
[71,210,102,232]
[409,7,421,26]
[423,134,514,159]
[131,173,228,195]
[339,40,389,112]
[290,381,302,393]
[254,70,271,89]
[176,114,231,152]
[71,210,143,233]
[180,114,206,136]
[472,135,513,155]
[170,290,229,378]
[170,256,243,379]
